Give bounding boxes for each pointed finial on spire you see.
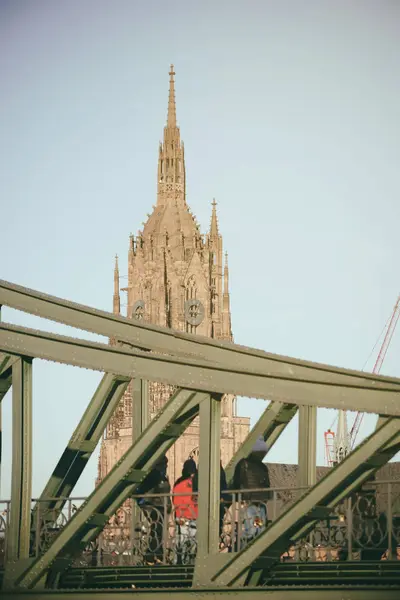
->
[210,198,219,237]
[224,252,229,293]
[167,64,177,128]
[113,254,120,315]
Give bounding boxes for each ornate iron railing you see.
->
[0,480,399,568]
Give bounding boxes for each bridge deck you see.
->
[54,561,400,590]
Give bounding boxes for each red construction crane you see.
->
[349,293,400,449]
[325,294,400,466]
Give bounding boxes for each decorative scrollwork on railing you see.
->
[3,483,398,568]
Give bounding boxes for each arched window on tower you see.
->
[186,276,197,301]
[185,276,198,334]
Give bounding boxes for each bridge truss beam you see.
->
[1,279,400,596]
[33,372,130,520]
[7,358,33,563]
[1,279,400,414]
[1,322,400,417]
[208,417,400,587]
[224,401,298,484]
[14,389,209,589]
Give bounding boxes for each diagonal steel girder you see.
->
[16,388,209,589]
[2,323,400,416]
[224,402,298,483]
[2,278,400,395]
[0,352,19,403]
[33,372,130,520]
[208,417,400,587]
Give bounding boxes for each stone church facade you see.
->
[97,66,250,485]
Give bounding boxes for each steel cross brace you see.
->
[32,372,130,521]
[2,323,400,416]
[0,352,19,403]
[206,417,400,587]
[15,389,209,589]
[224,402,298,483]
[2,278,400,397]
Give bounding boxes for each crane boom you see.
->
[349,294,400,448]
[324,293,400,465]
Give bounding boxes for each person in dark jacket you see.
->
[136,455,171,564]
[192,460,230,546]
[232,437,272,544]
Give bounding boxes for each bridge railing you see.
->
[0,480,399,568]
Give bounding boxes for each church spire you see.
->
[222,252,232,341]
[167,64,177,128]
[113,254,121,315]
[157,65,186,207]
[210,199,219,237]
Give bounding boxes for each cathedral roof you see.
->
[143,199,199,240]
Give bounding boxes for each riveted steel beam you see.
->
[33,372,130,520]
[16,388,208,589]
[2,323,400,416]
[209,417,400,587]
[0,352,18,403]
[7,358,33,561]
[224,402,298,483]
[131,378,149,547]
[2,279,400,395]
[132,378,149,442]
[194,394,222,585]
[298,406,317,488]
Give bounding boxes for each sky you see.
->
[1,0,400,499]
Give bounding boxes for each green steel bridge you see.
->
[0,278,400,599]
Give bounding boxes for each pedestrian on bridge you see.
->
[173,459,198,564]
[232,437,272,548]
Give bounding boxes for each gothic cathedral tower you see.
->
[97,66,249,484]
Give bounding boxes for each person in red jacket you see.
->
[172,459,198,564]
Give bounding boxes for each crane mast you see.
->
[325,294,400,466]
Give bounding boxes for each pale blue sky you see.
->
[1,0,399,499]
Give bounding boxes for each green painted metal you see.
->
[298,406,317,488]
[53,561,400,590]
[2,281,400,596]
[131,379,149,441]
[16,389,208,589]
[7,359,33,561]
[2,323,400,417]
[32,372,130,521]
[130,378,149,547]
[2,279,400,396]
[0,353,18,403]
[224,401,298,483]
[208,417,400,587]
[195,394,221,561]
